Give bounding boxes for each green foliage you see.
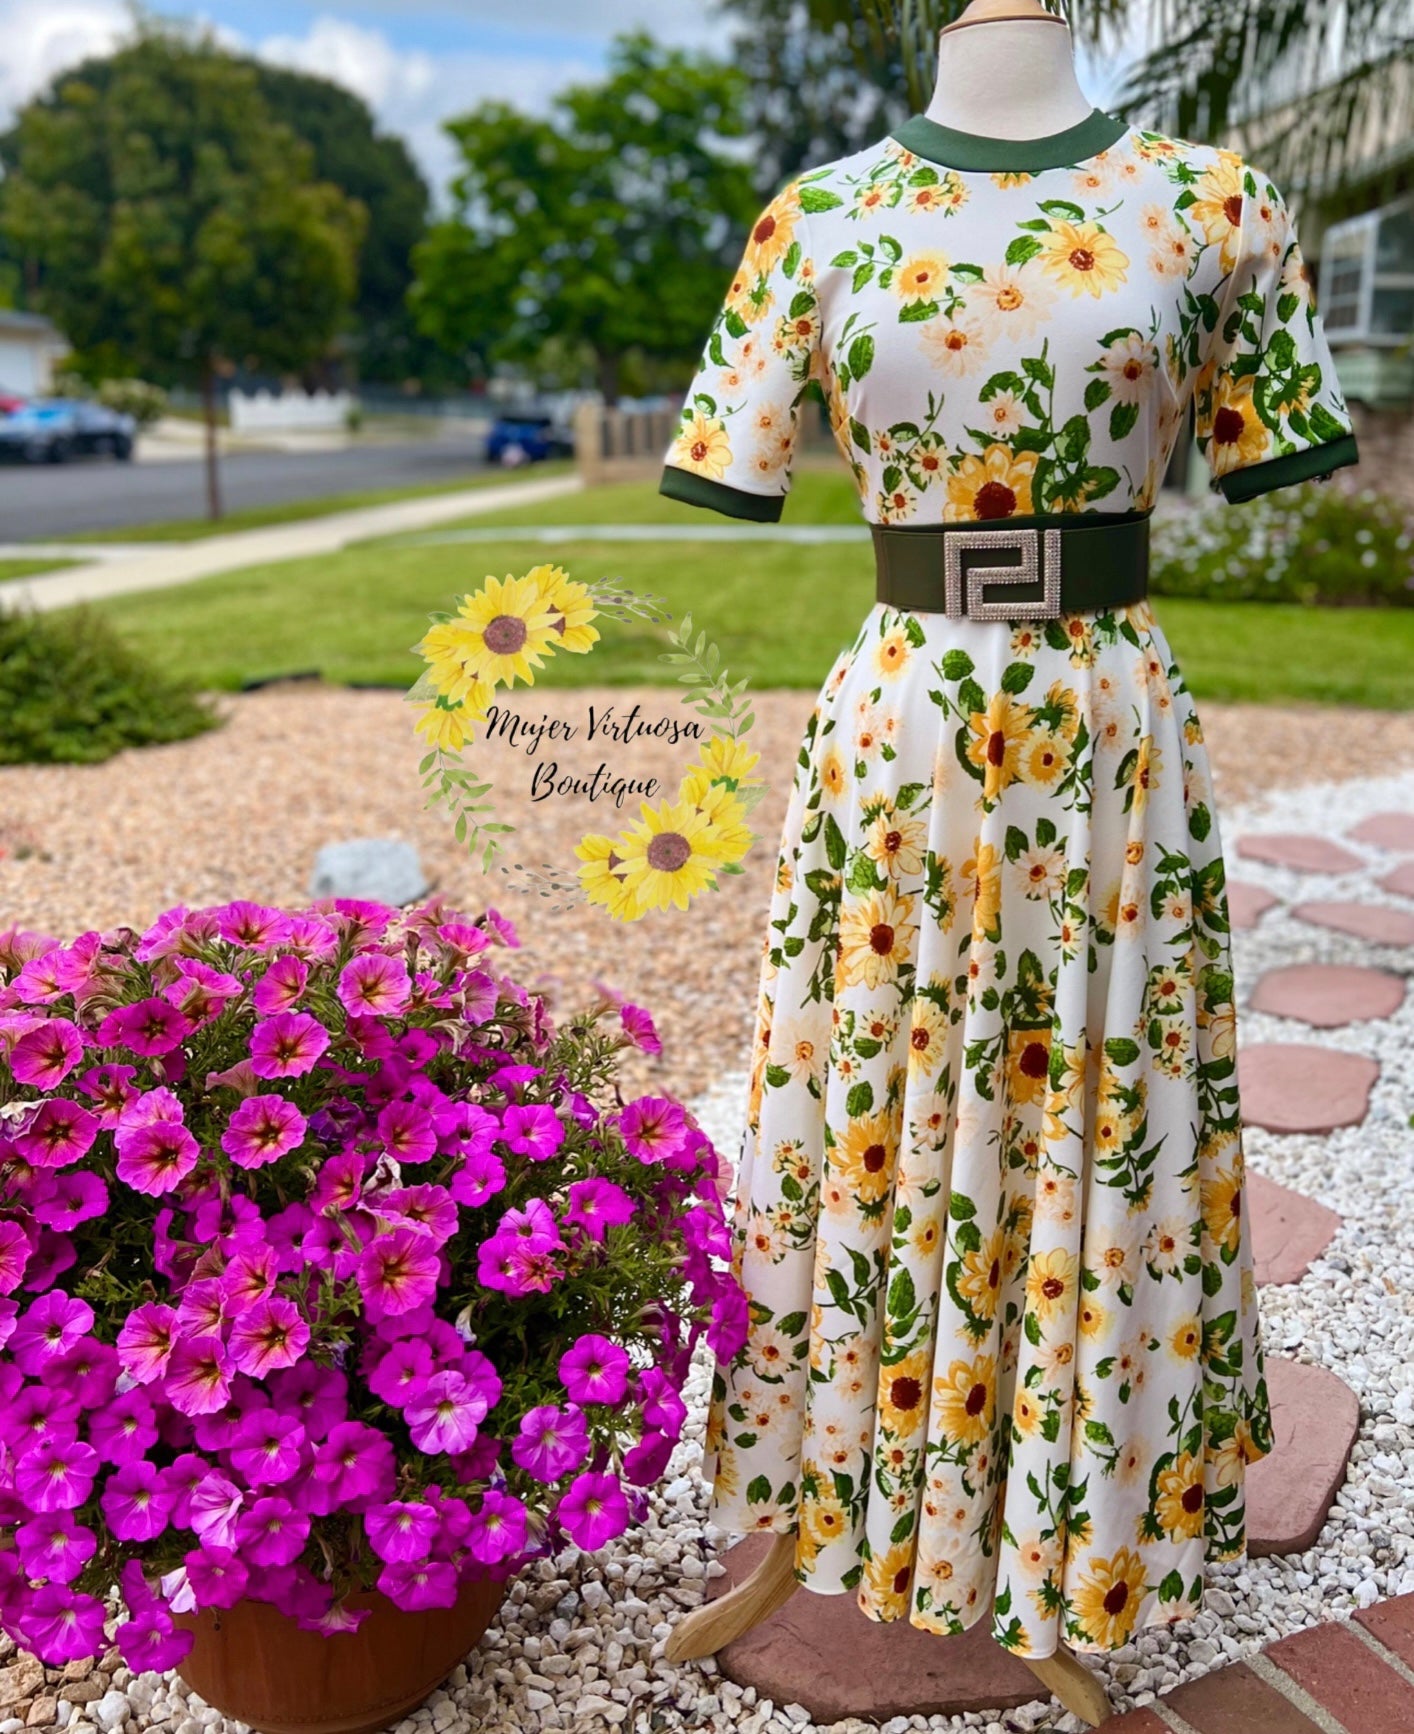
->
[411,32,759,402]
[96,377,168,427]
[0,607,217,765]
[1151,484,1414,607]
[0,20,365,393]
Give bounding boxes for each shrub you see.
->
[96,378,169,429]
[0,608,217,764]
[0,899,743,1665]
[1151,483,1414,607]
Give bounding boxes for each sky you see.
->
[0,3,1136,196]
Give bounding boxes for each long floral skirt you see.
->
[701,598,1272,1659]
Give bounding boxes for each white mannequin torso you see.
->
[924,19,1094,138]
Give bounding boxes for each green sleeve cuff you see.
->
[1218,431,1359,503]
[659,465,786,523]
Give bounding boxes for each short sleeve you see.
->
[1194,165,1358,503]
[659,182,822,522]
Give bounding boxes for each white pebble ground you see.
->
[30,769,1414,1734]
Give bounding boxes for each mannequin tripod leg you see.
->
[664,1531,1112,1725]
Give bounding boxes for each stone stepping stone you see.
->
[1228,880,1281,930]
[1237,833,1365,874]
[1292,900,1414,946]
[1348,812,1414,852]
[1238,1042,1379,1133]
[707,1533,1041,1720]
[1249,1171,1341,1285]
[1248,1357,1361,1555]
[1379,861,1414,901]
[1249,962,1406,1028]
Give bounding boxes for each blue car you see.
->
[485,414,574,467]
[0,398,136,463]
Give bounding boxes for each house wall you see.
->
[0,336,53,397]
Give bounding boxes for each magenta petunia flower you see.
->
[101,1461,176,1542]
[619,1001,662,1054]
[623,1428,674,1486]
[9,1291,94,1374]
[279,913,340,960]
[308,1421,396,1515]
[98,997,193,1057]
[221,1094,307,1170]
[337,953,412,1020]
[8,1018,83,1088]
[252,954,309,1015]
[227,1297,310,1373]
[116,1303,178,1384]
[465,1488,530,1565]
[164,960,243,1024]
[706,1281,750,1361]
[617,1096,691,1164]
[230,1407,306,1487]
[0,1220,30,1296]
[49,1338,119,1410]
[164,1336,233,1417]
[365,1335,434,1407]
[183,1546,248,1610]
[20,1584,107,1666]
[3,1382,81,1453]
[501,1102,565,1163]
[14,1430,100,1513]
[221,1242,278,1312]
[16,1514,97,1584]
[639,1366,689,1439]
[29,1168,108,1232]
[269,1361,348,1441]
[555,1470,630,1552]
[14,1099,98,1169]
[188,1470,244,1550]
[382,1183,458,1245]
[565,1177,636,1244]
[377,1557,457,1611]
[558,1333,630,1405]
[249,1012,330,1080]
[376,1099,437,1165]
[238,1499,314,1571]
[448,1148,506,1209]
[357,1226,440,1321]
[115,1606,193,1673]
[364,1499,438,1564]
[511,1403,590,1483]
[216,901,291,950]
[115,1118,200,1196]
[88,1388,159,1465]
[404,1369,490,1456]
[76,1062,139,1126]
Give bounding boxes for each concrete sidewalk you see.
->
[0,472,581,613]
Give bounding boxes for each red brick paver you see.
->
[1355,1593,1414,1669]
[1267,1620,1414,1733]
[1162,1662,1325,1731]
[1105,1710,1169,1733]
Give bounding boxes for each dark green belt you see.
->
[873,510,1150,620]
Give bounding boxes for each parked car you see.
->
[0,398,137,463]
[485,413,574,467]
[0,392,27,416]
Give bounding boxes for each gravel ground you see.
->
[3,683,1413,1105]
[2,695,1414,1734]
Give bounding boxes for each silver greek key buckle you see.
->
[943,527,1062,620]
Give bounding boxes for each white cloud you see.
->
[0,0,129,124]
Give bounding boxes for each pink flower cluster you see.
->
[0,899,746,1669]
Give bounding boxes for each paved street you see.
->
[0,429,493,540]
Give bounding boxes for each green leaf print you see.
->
[1004,825,1029,862]
[888,1264,917,1320]
[1036,816,1057,847]
[948,1190,976,1221]
[951,262,984,283]
[747,1476,773,1503]
[899,300,938,323]
[940,649,975,680]
[1022,354,1055,389]
[824,813,848,869]
[848,852,885,894]
[895,781,927,809]
[798,185,843,213]
[1006,234,1043,268]
[848,333,876,382]
[1039,198,1086,221]
[1000,661,1035,695]
[890,1509,916,1546]
[1109,401,1140,441]
[1189,803,1212,841]
[1159,1570,1185,1603]
[850,417,872,453]
[783,240,802,278]
[957,677,987,715]
[1084,377,1111,411]
[788,290,816,319]
[830,248,859,268]
[845,1080,874,1118]
[1056,414,1091,463]
[1104,1037,1140,1066]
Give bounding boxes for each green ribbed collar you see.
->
[891,107,1128,172]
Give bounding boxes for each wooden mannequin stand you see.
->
[665,1531,1112,1726]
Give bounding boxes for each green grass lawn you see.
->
[76,467,1414,707]
[0,556,78,581]
[60,460,573,545]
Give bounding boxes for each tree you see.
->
[857,1,1414,202]
[0,21,364,518]
[411,32,759,407]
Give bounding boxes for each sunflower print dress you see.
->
[660,109,1357,1659]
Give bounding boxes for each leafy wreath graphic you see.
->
[407,564,765,921]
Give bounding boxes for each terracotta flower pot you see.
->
[174,1576,509,1734]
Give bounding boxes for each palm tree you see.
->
[856,0,1414,202]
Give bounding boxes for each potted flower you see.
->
[0,897,745,1734]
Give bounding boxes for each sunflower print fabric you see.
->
[664,124,1353,517]
[662,116,1351,1662]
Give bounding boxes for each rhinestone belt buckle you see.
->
[943,526,1062,620]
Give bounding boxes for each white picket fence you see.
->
[228,389,356,433]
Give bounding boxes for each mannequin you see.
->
[664,2,1115,1725]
